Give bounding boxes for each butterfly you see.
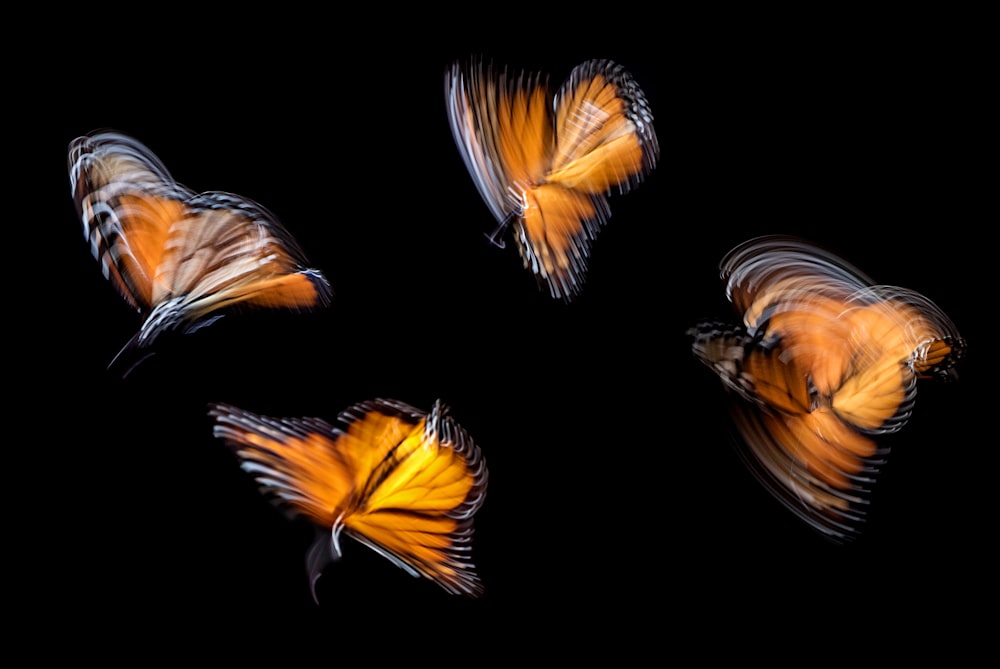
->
[688,235,965,542]
[69,130,333,376]
[208,397,489,601]
[445,58,659,301]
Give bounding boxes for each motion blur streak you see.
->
[688,234,965,542]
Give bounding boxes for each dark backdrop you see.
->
[15,10,990,659]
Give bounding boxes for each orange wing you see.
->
[208,398,489,601]
[690,235,965,541]
[69,130,333,374]
[446,59,659,301]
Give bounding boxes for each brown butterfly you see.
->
[69,130,333,376]
[208,398,489,602]
[445,58,659,301]
[688,235,965,542]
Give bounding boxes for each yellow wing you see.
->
[208,398,488,601]
[548,61,657,195]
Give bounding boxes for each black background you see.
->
[16,9,991,659]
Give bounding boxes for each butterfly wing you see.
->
[728,400,883,540]
[209,398,488,600]
[446,59,658,301]
[548,60,659,196]
[691,235,965,541]
[340,399,488,596]
[446,61,552,227]
[857,285,966,382]
[69,131,333,372]
[720,234,876,329]
[69,130,195,313]
[690,319,881,539]
[522,59,658,300]
[161,190,332,321]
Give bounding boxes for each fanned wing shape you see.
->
[721,234,876,323]
[689,235,965,542]
[445,58,659,301]
[69,130,333,375]
[730,401,881,540]
[208,398,489,601]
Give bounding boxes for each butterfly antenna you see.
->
[484,214,513,249]
[305,521,344,606]
[107,336,156,380]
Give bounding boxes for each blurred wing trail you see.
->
[446,58,659,301]
[69,130,332,375]
[689,235,965,542]
[209,398,489,601]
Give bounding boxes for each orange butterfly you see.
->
[445,58,659,301]
[69,130,333,376]
[689,235,965,542]
[208,398,489,601]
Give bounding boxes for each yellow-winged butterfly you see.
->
[445,58,659,301]
[208,397,489,602]
[69,130,333,376]
[688,235,965,542]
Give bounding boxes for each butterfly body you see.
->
[446,59,658,300]
[209,398,488,601]
[689,235,965,541]
[69,131,333,375]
